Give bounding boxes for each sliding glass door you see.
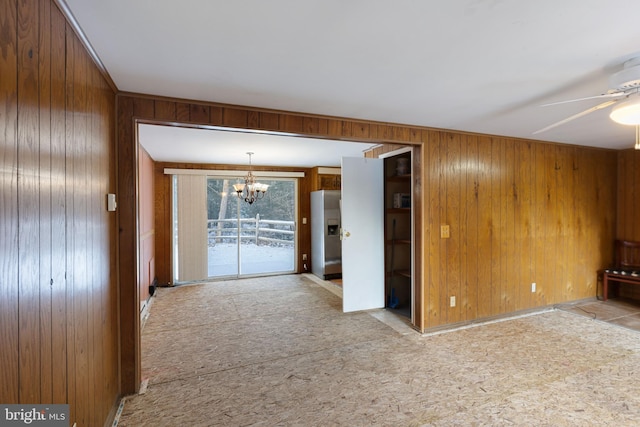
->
[206,178,239,277]
[174,176,297,282]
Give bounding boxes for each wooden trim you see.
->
[119,92,619,151]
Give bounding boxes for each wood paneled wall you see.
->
[615,149,640,299]
[139,148,154,305]
[422,132,616,329]
[617,149,640,240]
[1,0,118,426]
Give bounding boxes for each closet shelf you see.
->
[387,208,410,214]
[386,239,411,245]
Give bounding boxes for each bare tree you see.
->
[216,180,230,243]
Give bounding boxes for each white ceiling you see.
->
[138,124,376,167]
[64,0,640,164]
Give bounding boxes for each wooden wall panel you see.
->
[0,0,20,405]
[63,21,77,421]
[155,100,176,122]
[426,131,442,325]
[117,94,141,396]
[489,137,503,315]
[260,111,280,130]
[38,0,53,404]
[532,143,549,306]
[89,60,107,427]
[504,139,515,314]
[462,135,478,320]
[50,3,67,406]
[438,134,450,322]
[596,151,617,289]
[557,146,570,299]
[299,170,313,276]
[476,136,492,319]
[616,149,640,298]
[417,134,615,329]
[77,34,91,427]
[189,103,210,123]
[445,133,461,323]
[572,150,587,298]
[514,140,532,311]
[139,147,155,304]
[134,97,154,118]
[17,0,42,404]
[153,166,172,285]
[1,0,119,425]
[617,149,640,241]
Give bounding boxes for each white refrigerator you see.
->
[310,190,342,280]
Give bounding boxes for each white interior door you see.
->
[341,157,384,312]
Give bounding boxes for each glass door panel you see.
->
[238,179,296,276]
[206,177,296,278]
[207,178,239,278]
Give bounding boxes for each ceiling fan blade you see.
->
[533,99,620,135]
[541,92,626,107]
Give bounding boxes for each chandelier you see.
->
[233,152,269,204]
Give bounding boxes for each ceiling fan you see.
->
[534,57,640,140]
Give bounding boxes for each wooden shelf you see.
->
[386,174,411,182]
[387,239,411,245]
[387,208,410,214]
[387,269,411,278]
[384,153,413,318]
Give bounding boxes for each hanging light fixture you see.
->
[233,152,269,204]
[610,96,640,125]
[609,95,640,150]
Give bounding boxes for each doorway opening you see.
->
[171,173,298,283]
[206,176,297,278]
[381,147,416,321]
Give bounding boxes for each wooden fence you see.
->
[207,214,295,246]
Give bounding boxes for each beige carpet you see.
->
[119,274,640,426]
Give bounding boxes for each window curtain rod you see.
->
[163,168,305,178]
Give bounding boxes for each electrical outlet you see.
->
[302,253,307,260]
[531,282,536,293]
[450,296,456,307]
[441,225,450,239]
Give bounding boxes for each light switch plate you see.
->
[107,193,117,211]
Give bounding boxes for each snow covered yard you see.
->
[208,243,294,277]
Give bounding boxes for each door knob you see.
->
[340,229,351,240]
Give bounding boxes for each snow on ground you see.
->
[208,243,294,277]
